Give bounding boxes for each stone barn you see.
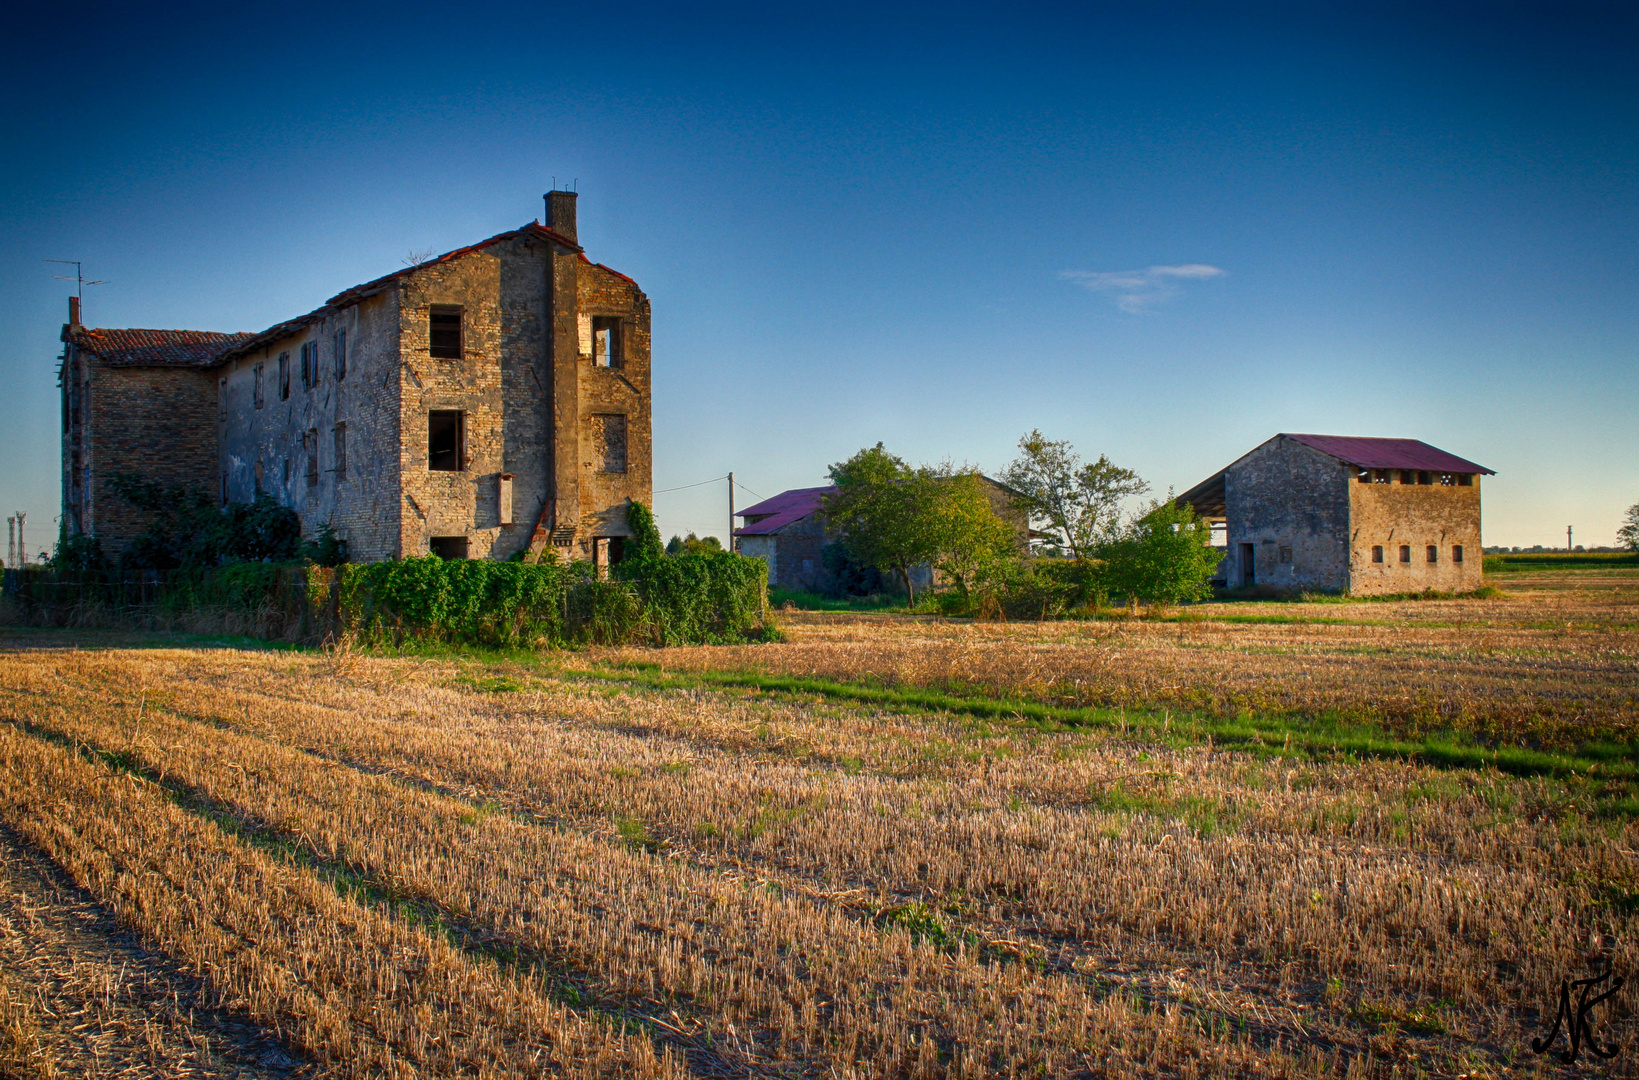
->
[734,476,1030,591]
[1176,434,1494,596]
[60,190,650,567]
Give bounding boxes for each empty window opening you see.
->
[429,410,465,471]
[334,329,347,380]
[254,363,265,409]
[429,307,463,359]
[1356,469,1371,484]
[594,413,628,473]
[1278,545,1293,564]
[592,536,626,576]
[278,352,291,400]
[1238,543,1255,586]
[430,535,469,559]
[1418,471,1432,485]
[300,341,318,390]
[1458,474,1473,486]
[1371,545,1384,563]
[592,316,622,368]
[1373,469,1393,483]
[1399,544,1412,563]
[1453,545,1465,563]
[333,423,347,481]
[1427,545,1439,563]
[306,429,319,486]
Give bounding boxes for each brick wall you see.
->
[1348,477,1483,595]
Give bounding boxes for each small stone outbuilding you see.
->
[1176,434,1494,596]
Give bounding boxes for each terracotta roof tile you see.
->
[67,327,255,367]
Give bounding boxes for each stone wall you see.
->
[573,261,652,550]
[218,291,403,561]
[1223,436,1352,591]
[1348,477,1483,595]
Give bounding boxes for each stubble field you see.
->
[0,565,1635,1078]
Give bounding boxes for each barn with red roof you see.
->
[1176,433,1494,595]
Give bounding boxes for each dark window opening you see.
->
[333,423,347,481]
[1371,545,1384,563]
[1458,474,1473,486]
[593,316,622,368]
[254,363,265,409]
[429,307,463,359]
[1238,542,1255,586]
[1438,472,1456,486]
[1278,545,1293,564]
[1399,544,1412,563]
[592,536,626,576]
[278,352,290,400]
[1399,470,1414,485]
[1426,545,1438,563]
[334,329,347,380]
[1356,469,1371,484]
[300,341,317,390]
[284,459,291,484]
[1373,470,1392,483]
[306,429,319,486]
[1453,545,1464,563]
[1418,471,1432,485]
[594,414,627,474]
[429,410,464,471]
[430,536,469,559]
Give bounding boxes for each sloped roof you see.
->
[734,486,835,536]
[218,221,585,364]
[1283,434,1494,474]
[66,327,256,367]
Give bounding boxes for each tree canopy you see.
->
[1001,430,1148,560]
[1619,502,1639,553]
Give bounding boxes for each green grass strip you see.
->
[568,661,1639,791]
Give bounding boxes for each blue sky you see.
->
[3,1,1635,554]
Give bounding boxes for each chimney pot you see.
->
[545,190,578,245]
[68,295,81,329]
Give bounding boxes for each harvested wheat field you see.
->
[0,565,1635,1077]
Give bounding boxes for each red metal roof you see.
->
[1283,434,1494,474]
[734,485,835,536]
[67,327,255,367]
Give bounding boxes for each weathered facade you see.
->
[60,192,651,564]
[1177,434,1493,596]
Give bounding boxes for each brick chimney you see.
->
[545,190,578,244]
[68,295,81,330]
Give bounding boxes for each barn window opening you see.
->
[1399,544,1412,563]
[1453,545,1465,563]
[593,317,622,368]
[1371,545,1384,563]
[1418,471,1432,485]
[1458,474,1473,486]
[254,363,265,409]
[334,329,347,380]
[1427,545,1439,563]
[1438,472,1456,486]
[429,307,463,359]
[429,410,464,471]
[1399,470,1413,484]
[333,423,347,481]
[306,429,319,486]
[278,352,291,400]
[300,341,317,390]
[1356,469,1371,484]
[1278,546,1293,564]
[430,536,468,559]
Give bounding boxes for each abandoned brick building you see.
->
[1176,434,1493,596]
[59,191,650,565]
[735,477,1030,590]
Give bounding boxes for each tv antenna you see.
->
[44,260,107,299]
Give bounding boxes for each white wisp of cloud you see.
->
[1060,264,1226,313]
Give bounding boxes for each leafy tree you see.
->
[666,532,724,556]
[624,502,668,563]
[1620,502,1639,553]
[925,471,1016,604]
[1099,496,1222,612]
[1001,430,1148,561]
[823,444,940,603]
[110,474,304,569]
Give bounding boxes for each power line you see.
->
[653,474,728,495]
[732,478,767,502]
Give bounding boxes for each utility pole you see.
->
[14,512,24,567]
[1567,525,1573,552]
[727,472,735,554]
[5,516,13,567]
